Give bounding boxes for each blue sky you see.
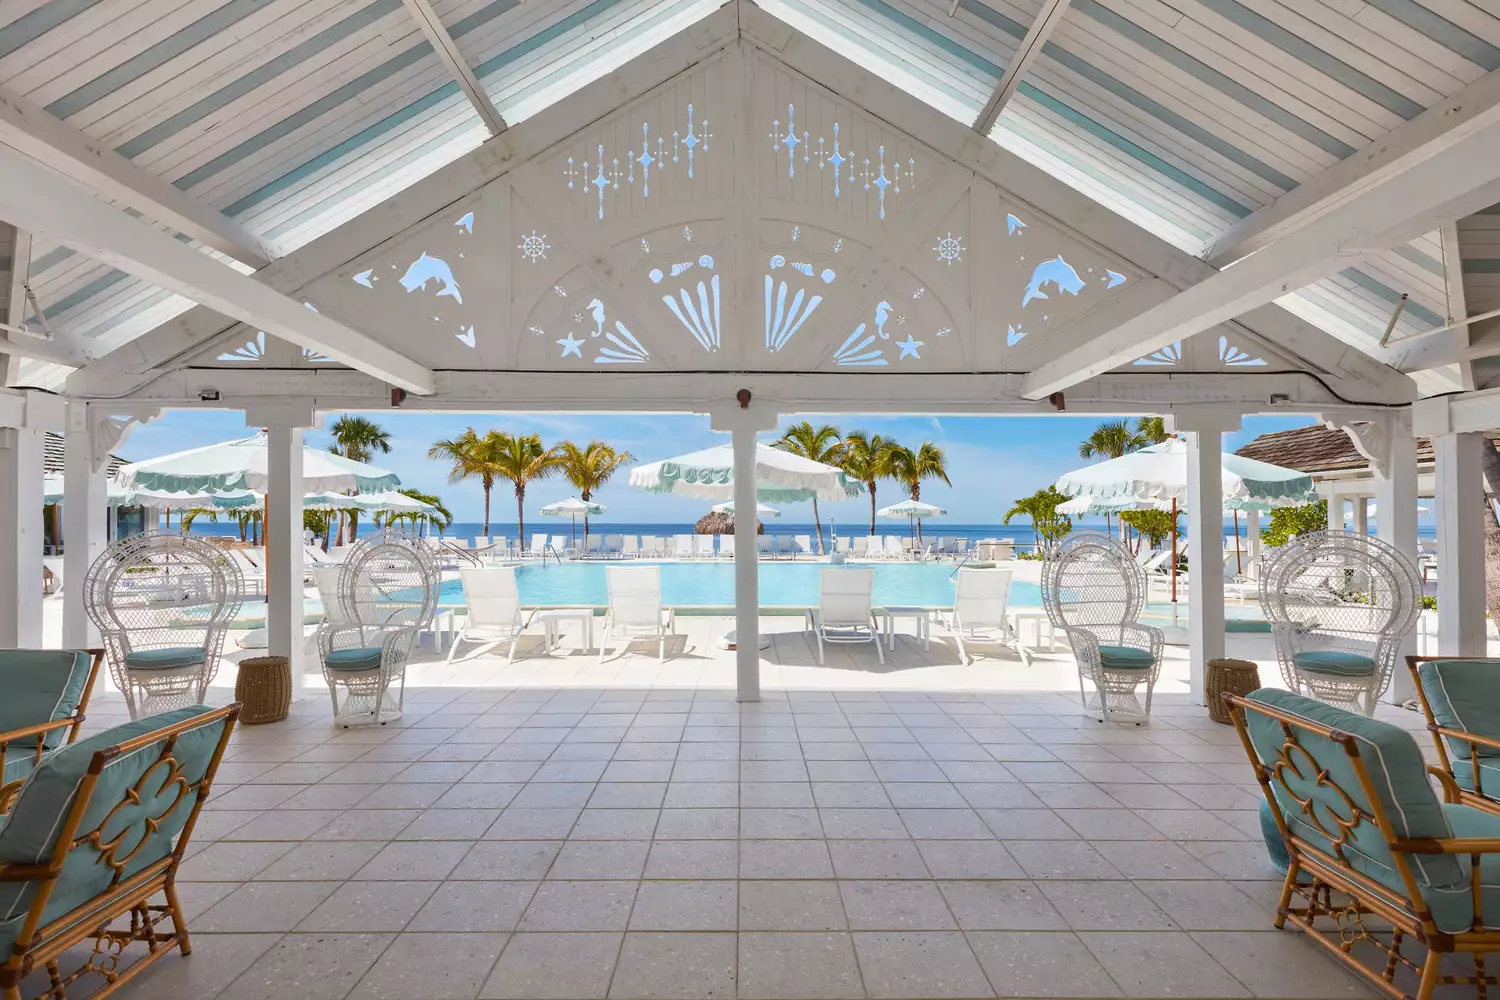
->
[116,410,1323,525]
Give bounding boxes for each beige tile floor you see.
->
[31,614,1465,1000]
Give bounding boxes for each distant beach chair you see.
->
[601,565,675,661]
[641,535,661,557]
[793,534,812,558]
[529,533,548,556]
[694,535,716,559]
[449,566,531,663]
[303,543,333,566]
[809,567,883,664]
[757,536,773,559]
[551,535,570,556]
[229,549,266,595]
[622,536,640,558]
[674,535,694,558]
[475,535,491,549]
[836,537,852,555]
[946,567,1026,665]
[492,537,510,559]
[604,534,623,557]
[720,534,735,558]
[449,538,471,550]
[585,535,602,558]
[851,537,868,558]
[884,536,906,560]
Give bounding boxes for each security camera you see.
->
[198,388,221,402]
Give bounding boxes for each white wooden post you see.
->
[0,389,60,647]
[1353,496,1369,537]
[250,407,314,696]
[62,402,107,647]
[1436,432,1487,656]
[1375,432,1420,701]
[710,400,778,703]
[1175,410,1238,704]
[1326,489,1344,532]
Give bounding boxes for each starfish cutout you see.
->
[896,335,923,360]
[557,333,584,358]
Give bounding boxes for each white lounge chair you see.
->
[947,568,1026,665]
[475,535,491,549]
[694,535,715,559]
[601,565,675,661]
[604,534,624,557]
[720,534,735,558]
[837,537,852,555]
[585,535,602,558]
[639,535,658,557]
[622,536,640,558]
[303,543,333,566]
[794,535,812,558]
[674,535,694,559]
[851,537,868,558]
[229,549,266,594]
[448,566,531,663]
[809,567,884,664]
[884,536,906,560]
[757,536,774,559]
[529,533,548,557]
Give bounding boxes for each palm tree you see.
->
[1136,416,1168,445]
[840,430,893,535]
[556,440,635,540]
[885,441,950,543]
[1003,495,1042,554]
[492,433,563,552]
[774,421,842,554]
[377,488,452,538]
[429,428,502,534]
[328,414,392,543]
[1077,419,1142,537]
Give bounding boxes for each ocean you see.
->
[160,518,1440,555]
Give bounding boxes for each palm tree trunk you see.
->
[483,486,492,537]
[910,485,922,543]
[583,490,591,541]
[868,483,877,534]
[516,486,526,552]
[812,497,824,555]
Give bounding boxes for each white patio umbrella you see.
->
[630,443,858,503]
[631,442,859,649]
[540,496,606,546]
[711,500,781,517]
[1055,438,1313,602]
[115,431,400,494]
[876,499,946,545]
[42,475,135,506]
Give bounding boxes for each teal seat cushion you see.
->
[123,646,206,671]
[0,650,94,746]
[1097,644,1155,670]
[1431,804,1500,932]
[1453,757,1500,797]
[2,754,38,789]
[325,647,384,671]
[1260,798,1292,875]
[1418,660,1500,769]
[0,706,226,956]
[1242,690,1472,932]
[1292,650,1376,676]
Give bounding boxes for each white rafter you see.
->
[1205,68,1500,268]
[1440,223,1477,390]
[401,0,508,136]
[0,146,431,394]
[1021,109,1500,399]
[0,87,273,270]
[973,0,1070,135]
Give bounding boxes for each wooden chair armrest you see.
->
[0,717,81,748]
[1392,837,1500,854]
[1435,726,1500,754]
[1428,765,1464,803]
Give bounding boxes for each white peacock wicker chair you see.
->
[1042,531,1165,724]
[83,530,244,720]
[317,530,439,726]
[1260,530,1420,716]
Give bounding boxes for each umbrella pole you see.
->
[1170,498,1177,604]
[1233,509,1241,574]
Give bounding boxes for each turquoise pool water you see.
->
[435,561,1043,609]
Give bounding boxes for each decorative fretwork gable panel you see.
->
[1116,324,1313,374]
[181,39,1219,379]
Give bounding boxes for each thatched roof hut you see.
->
[694,511,764,535]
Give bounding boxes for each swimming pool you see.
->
[436,561,1043,610]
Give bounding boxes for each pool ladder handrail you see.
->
[439,541,482,568]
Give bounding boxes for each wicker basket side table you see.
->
[235,656,292,724]
[1207,658,1261,725]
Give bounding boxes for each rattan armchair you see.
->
[1230,688,1500,1000]
[0,650,103,812]
[1041,531,1164,724]
[317,532,439,726]
[1406,654,1500,815]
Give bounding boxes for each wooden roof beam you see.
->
[0,86,273,270]
[402,0,508,136]
[972,0,1070,135]
[0,145,431,394]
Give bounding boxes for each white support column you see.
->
[0,425,43,646]
[1353,496,1369,537]
[62,403,107,647]
[1326,489,1345,532]
[1375,432,1420,701]
[250,407,315,696]
[1174,410,1239,704]
[1436,433,1487,656]
[710,400,779,703]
